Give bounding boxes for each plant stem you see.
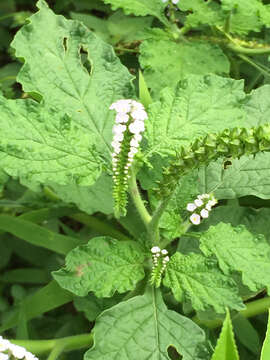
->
[227,43,270,55]
[193,296,270,329]
[10,333,93,356]
[70,213,131,241]
[128,167,152,228]
[148,196,172,245]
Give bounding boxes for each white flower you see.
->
[172,0,179,4]
[0,339,10,352]
[129,147,138,155]
[9,344,26,359]
[130,138,139,148]
[113,124,126,135]
[161,249,168,255]
[129,120,145,134]
[130,109,148,121]
[131,100,144,110]
[200,209,209,218]
[110,99,131,113]
[163,256,170,263]
[208,199,217,207]
[190,213,201,225]
[115,113,129,124]
[205,203,212,211]
[25,353,38,360]
[151,246,161,254]
[194,199,203,207]
[186,203,196,212]
[0,353,9,360]
[113,133,124,142]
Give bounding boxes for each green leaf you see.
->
[0,281,73,332]
[199,152,270,200]
[0,214,80,255]
[200,223,270,293]
[163,252,244,313]
[50,173,114,215]
[144,75,245,158]
[233,314,261,355]
[139,36,229,96]
[53,237,145,297]
[211,310,239,360]
[102,0,169,25]
[0,0,133,186]
[178,0,224,28]
[244,85,270,127]
[85,287,208,360]
[261,310,270,360]
[221,0,269,35]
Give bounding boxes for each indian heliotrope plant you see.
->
[2,0,270,359]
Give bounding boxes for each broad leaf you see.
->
[211,310,239,360]
[163,252,244,313]
[53,237,145,297]
[199,153,270,200]
[102,0,169,26]
[0,0,134,186]
[261,310,270,360]
[144,75,246,158]
[200,223,270,293]
[85,287,208,360]
[244,85,270,127]
[140,35,229,95]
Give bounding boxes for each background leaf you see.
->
[85,287,208,360]
[261,310,270,360]
[53,237,145,297]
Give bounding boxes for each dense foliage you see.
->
[1,0,270,359]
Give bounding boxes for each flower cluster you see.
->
[150,246,170,287]
[109,99,147,216]
[186,193,217,225]
[0,336,38,360]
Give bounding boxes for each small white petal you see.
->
[0,339,10,352]
[172,0,179,4]
[161,249,168,255]
[0,353,9,360]
[134,134,142,142]
[186,203,197,212]
[151,246,161,254]
[208,199,217,206]
[163,256,170,262]
[194,199,203,207]
[10,344,26,359]
[115,113,129,124]
[113,124,126,135]
[200,209,209,218]
[130,109,148,121]
[113,133,124,142]
[129,120,145,134]
[111,140,121,149]
[130,147,138,154]
[110,99,131,113]
[205,203,212,211]
[190,213,201,225]
[130,138,139,148]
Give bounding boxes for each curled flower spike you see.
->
[0,336,38,360]
[110,99,147,217]
[186,193,217,225]
[150,246,170,287]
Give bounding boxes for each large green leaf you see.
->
[144,74,246,158]
[211,310,239,360]
[0,0,133,186]
[102,0,169,25]
[53,237,145,297]
[199,153,270,200]
[85,287,208,360]
[244,85,270,127]
[200,223,270,293]
[140,35,229,96]
[163,252,244,313]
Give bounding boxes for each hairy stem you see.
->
[193,296,270,329]
[10,333,93,356]
[128,168,152,228]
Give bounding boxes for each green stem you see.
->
[148,196,172,245]
[70,213,131,241]
[47,343,66,360]
[128,168,152,228]
[193,296,270,329]
[237,54,270,78]
[227,43,270,55]
[10,333,93,356]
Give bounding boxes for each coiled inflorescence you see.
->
[110,99,147,217]
[158,124,270,198]
[0,336,38,360]
[150,246,170,288]
[186,193,217,225]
